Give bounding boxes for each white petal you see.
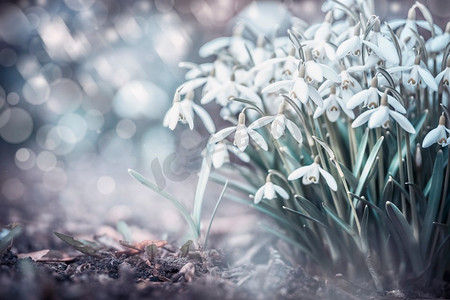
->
[288,166,310,180]
[210,126,236,143]
[181,103,194,130]
[347,89,369,109]
[192,103,216,133]
[254,68,274,87]
[435,69,446,84]
[335,36,359,59]
[368,107,389,128]
[166,103,180,130]
[249,116,276,129]
[320,64,340,83]
[261,80,293,94]
[387,66,412,74]
[201,85,226,104]
[389,110,416,134]
[308,85,324,107]
[422,126,444,148]
[254,186,265,204]
[417,66,438,91]
[313,105,326,118]
[179,78,208,94]
[247,128,268,151]
[235,83,263,106]
[234,125,249,151]
[211,143,229,168]
[318,168,337,191]
[323,43,336,60]
[361,40,384,60]
[351,109,375,128]
[326,103,340,122]
[335,96,355,119]
[228,145,250,162]
[385,94,406,114]
[270,115,286,139]
[249,57,287,73]
[306,61,323,82]
[264,182,276,199]
[285,119,303,144]
[199,37,231,57]
[378,35,399,64]
[274,185,289,199]
[293,79,309,103]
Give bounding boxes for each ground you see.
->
[1,225,449,300]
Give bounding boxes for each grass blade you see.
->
[204,181,228,248]
[54,232,102,258]
[128,169,198,239]
[385,202,422,274]
[353,128,369,177]
[420,150,444,255]
[355,136,384,196]
[193,156,212,234]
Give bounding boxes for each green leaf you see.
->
[193,156,212,234]
[338,162,358,190]
[259,222,316,261]
[204,181,228,248]
[322,203,358,239]
[361,206,370,254]
[283,206,328,228]
[353,128,369,177]
[355,136,384,196]
[387,111,427,180]
[0,224,22,255]
[145,244,158,262]
[128,169,198,239]
[421,150,444,255]
[116,221,132,243]
[385,202,422,274]
[179,240,193,258]
[54,232,102,258]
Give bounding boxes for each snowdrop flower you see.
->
[335,23,362,59]
[366,19,399,64]
[250,101,303,143]
[422,114,450,148]
[399,7,420,50]
[304,12,336,61]
[346,77,406,112]
[321,0,355,20]
[201,73,263,107]
[314,86,355,122]
[426,22,450,53]
[304,48,340,83]
[199,24,252,65]
[254,174,289,204]
[210,112,268,152]
[407,56,438,91]
[351,92,415,134]
[163,91,216,133]
[205,140,250,169]
[288,156,337,191]
[262,65,324,107]
[436,56,450,89]
[178,69,221,98]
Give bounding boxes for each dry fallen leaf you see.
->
[17,250,50,261]
[116,240,167,256]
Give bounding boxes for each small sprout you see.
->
[145,244,158,263]
[179,240,193,258]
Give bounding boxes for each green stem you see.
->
[405,132,419,239]
[396,124,407,216]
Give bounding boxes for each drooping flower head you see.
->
[422,114,450,148]
[254,174,289,204]
[288,156,337,191]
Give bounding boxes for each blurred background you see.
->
[0,0,448,248]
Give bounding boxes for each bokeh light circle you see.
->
[23,75,50,105]
[0,107,33,144]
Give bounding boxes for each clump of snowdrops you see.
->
[130,0,450,292]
